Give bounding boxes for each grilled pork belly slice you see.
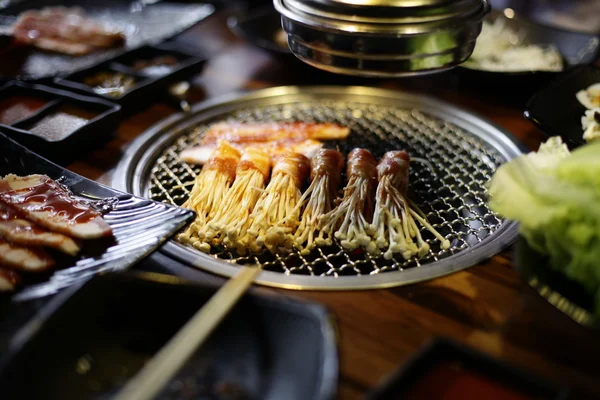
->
[0,237,54,272]
[180,138,324,165]
[0,267,20,292]
[0,174,112,240]
[0,202,80,255]
[201,122,350,143]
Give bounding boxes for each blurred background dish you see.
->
[455,8,600,95]
[228,5,292,56]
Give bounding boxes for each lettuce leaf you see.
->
[487,137,600,315]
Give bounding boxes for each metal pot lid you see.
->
[275,0,490,34]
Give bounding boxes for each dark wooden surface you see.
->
[65,9,600,400]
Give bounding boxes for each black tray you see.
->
[524,65,600,149]
[0,81,121,164]
[0,271,338,400]
[368,338,570,400]
[0,0,217,81]
[0,132,195,301]
[54,43,207,112]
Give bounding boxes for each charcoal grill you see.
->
[114,86,523,290]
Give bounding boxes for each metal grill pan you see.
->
[114,86,524,290]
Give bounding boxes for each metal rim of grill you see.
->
[114,86,524,290]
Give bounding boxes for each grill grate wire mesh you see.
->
[147,100,506,278]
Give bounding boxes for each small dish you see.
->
[524,65,600,148]
[0,81,121,164]
[455,9,600,93]
[368,338,570,400]
[54,44,207,112]
[514,236,598,331]
[0,132,194,300]
[228,6,292,56]
[0,271,338,400]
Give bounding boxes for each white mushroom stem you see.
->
[320,178,376,253]
[289,174,335,254]
[200,169,265,247]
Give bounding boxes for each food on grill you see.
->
[179,122,350,165]
[199,148,271,253]
[0,267,20,292]
[289,149,344,254]
[0,96,48,125]
[464,19,563,72]
[83,71,137,98]
[576,83,600,142]
[0,174,112,239]
[239,151,310,254]
[12,7,125,56]
[132,55,180,77]
[0,202,80,255]
[371,151,450,260]
[582,109,600,142]
[576,83,600,110]
[0,237,54,272]
[319,148,378,252]
[179,142,242,247]
[488,137,600,316]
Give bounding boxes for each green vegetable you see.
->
[487,137,600,315]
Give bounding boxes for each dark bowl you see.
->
[524,65,600,149]
[228,6,292,56]
[514,236,599,331]
[0,271,338,400]
[455,9,600,96]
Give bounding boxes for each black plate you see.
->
[54,44,207,111]
[228,6,292,56]
[455,9,600,94]
[514,236,599,331]
[524,65,600,148]
[0,132,195,301]
[0,81,121,163]
[0,271,338,400]
[368,338,569,400]
[0,0,216,81]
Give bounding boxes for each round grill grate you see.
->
[115,87,522,289]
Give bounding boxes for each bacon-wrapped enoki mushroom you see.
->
[283,149,345,254]
[370,151,450,260]
[239,152,310,254]
[178,141,241,247]
[200,148,271,253]
[319,148,378,252]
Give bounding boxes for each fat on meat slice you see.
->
[0,174,112,240]
[0,237,54,272]
[0,267,20,292]
[0,202,80,255]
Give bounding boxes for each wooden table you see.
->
[67,10,600,400]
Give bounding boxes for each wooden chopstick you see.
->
[113,266,261,400]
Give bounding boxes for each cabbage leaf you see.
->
[487,137,600,315]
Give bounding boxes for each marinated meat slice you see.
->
[0,267,20,292]
[0,202,81,255]
[201,122,350,143]
[0,174,112,239]
[12,7,125,56]
[0,237,54,272]
[180,138,324,165]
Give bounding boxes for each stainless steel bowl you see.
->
[273,0,491,77]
